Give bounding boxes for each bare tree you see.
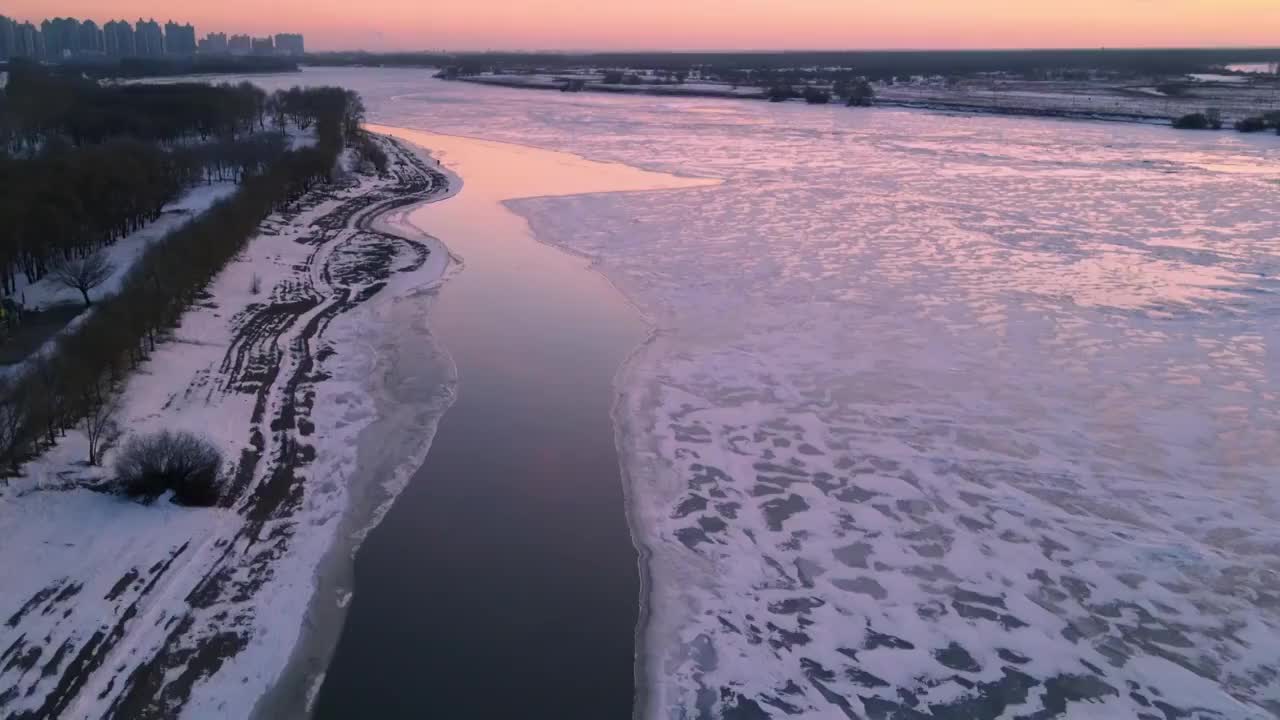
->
[51,253,116,308]
[0,377,30,471]
[32,357,67,446]
[81,396,120,467]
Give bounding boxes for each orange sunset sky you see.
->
[7,0,1279,51]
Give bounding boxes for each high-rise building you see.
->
[198,32,228,54]
[39,19,57,58]
[0,15,16,60]
[164,21,196,56]
[27,23,43,60]
[273,33,305,56]
[38,19,52,58]
[5,14,306,64]
[135,19,164,57]
[41,17,81,59]
[104,20,135,57]
[80,19,104,54]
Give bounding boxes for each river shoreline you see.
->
[251,137,462,720]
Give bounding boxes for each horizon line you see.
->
[309,45,1280,55]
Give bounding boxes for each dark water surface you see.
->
[314,129,702,719]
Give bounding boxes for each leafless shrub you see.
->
[51,252,116,308]
[113,430,224,506]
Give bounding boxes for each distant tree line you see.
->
[0,64,361,297]
[1233,111,1280,134]
[0,66,365,474]
[67,56,300,80]
[766,80,875,107]
[1172,110,1224,130]
[308,48,1280,80]
[1173,109,1280,133]
[3,63,272,146]
[0,55,299,81]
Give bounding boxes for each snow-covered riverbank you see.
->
[0,135,454,719]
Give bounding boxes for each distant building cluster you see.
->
[206,32,306,58]
[0,15,304,62]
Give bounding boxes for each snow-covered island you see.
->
[456,69,1280,127]
[427,53,1280,129]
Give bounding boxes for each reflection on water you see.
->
[315,128,707,719]
[239,69,1280,718]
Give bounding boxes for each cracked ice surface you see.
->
[506,110,1280,719]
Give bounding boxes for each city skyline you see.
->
[2,0,1278,52]
[0,13,304,60]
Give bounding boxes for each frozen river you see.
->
[248,68,1280,718]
